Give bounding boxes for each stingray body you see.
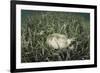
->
[46,33,74,49]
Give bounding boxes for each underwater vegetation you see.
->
[21,10,90,63]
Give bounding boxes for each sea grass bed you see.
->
[21,10,90,63]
